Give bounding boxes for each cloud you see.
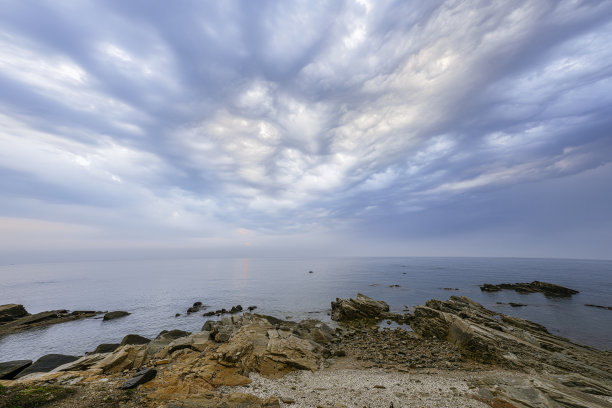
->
[1,0,611,260]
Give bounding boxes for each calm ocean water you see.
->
[1,257,611,361]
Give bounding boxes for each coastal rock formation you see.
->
[120,367,157,389]
[0,304,28,323]
[331,293,390,321]
[0,306,100,336]
[480,281,579,296]
[410,296,612,380]
[103,311,130,321]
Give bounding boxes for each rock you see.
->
[230,305,243,314]
[331,293,390,321]
[103,311,130,321]
[120,334,151,346]
[410,296,612,381]
[509,302,526,307]
[91,345,148,373]
[0,360,32,379]
[389,284,401,288]
[0,304,29,323]
[120,367,157,389]
[480,281,579,296]
[0,309,99,335]
[15,354,79,378]
[175,313,181,317]
[585,304,612,310]
[93,343,120,353]
[248,306,257,312]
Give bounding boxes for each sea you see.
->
[1,256,611,361]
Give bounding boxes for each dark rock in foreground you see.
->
[15,354,79,378]
[103,311,130,321]
[480,281,579,296]
[120,367,157,389]
[0,359,32,379]
[0,304,29,323]
[331,293,390,321]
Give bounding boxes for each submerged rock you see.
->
[331,293,390,321]
[480,281,579,296]
[103,311,130,321]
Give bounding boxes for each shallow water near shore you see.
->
[1,256,611,361]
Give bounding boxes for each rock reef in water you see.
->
[479,280,579,296]
[0,304,101,336]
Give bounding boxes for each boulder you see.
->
[0,304,29,323]
[103,311,130,321]
[0,359,32,379]
[15,354,79,378]
[93,343,120,353]
[331,293,389,321]
[120,367,157,389]
[120,334,151,346]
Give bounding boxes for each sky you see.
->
[1,0,611,263]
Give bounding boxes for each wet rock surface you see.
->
[480,281,579,296]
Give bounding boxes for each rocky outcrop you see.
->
[410,296,612,380]
[0,307,100,336]
[331,293,390,321]
[480,281,579,296]
[0,304,28,323]
[0,360,32,379]
[103,311,130,321]
[202,305,243,317]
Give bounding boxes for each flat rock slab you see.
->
[120,367,157,389]
[15,354,79,378]
[0,360,32,379]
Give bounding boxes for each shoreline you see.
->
[1,293,611,407]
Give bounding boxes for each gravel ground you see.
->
[220,368,491,408]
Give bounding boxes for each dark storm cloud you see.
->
[1,0,611,258]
